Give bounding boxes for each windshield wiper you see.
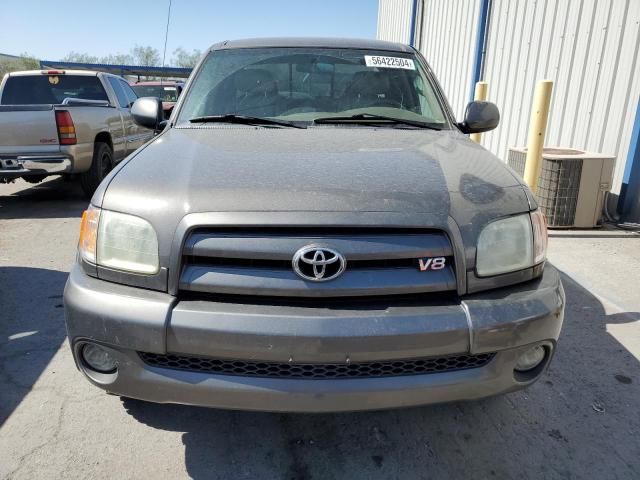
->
[313,113,443,130]
[189,114,306,129]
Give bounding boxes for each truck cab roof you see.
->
[6,69,105,77]
[209,37,414,53]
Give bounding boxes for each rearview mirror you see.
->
[131,97,163,131]
[458,101,500,134]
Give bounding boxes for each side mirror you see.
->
[131,97,163,130]
[458,101,500,134]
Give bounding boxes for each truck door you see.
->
[118,79,154,151]
[106,77,136,156]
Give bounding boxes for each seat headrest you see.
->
[347,71,393,96]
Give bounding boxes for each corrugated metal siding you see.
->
[375,0,640,193]
[417,0,480,119]
[377,0,414,44]
[481,0,640,193]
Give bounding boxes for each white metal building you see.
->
[377,0,640,210]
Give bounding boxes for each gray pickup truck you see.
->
[0,69,154,197]
[64,38,565,412]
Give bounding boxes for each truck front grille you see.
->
[139,352,495,380]
[178,227,457,298]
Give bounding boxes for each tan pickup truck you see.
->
[0,69,156,197]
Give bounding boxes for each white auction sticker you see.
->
[365,55,415,70]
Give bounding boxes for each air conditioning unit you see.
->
[508,147,615,228]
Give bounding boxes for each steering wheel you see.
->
[372,98,404,109]
[280,105,318,116]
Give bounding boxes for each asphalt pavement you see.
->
[1,177,639,479]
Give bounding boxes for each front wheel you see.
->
[80,142,113,199]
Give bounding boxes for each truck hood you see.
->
[99,126,531,261]
[103,126,526,212]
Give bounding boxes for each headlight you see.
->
[476,212,547,277]
[78,207,159,275]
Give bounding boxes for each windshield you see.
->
[131,84,178,102]
[176,47,448,127]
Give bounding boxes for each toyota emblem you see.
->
[292,246,346,282]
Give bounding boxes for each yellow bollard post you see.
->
[470,81,488,143]
[523,80,553,192]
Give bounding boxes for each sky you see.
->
[0,0,379,61]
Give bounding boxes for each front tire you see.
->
[80,142,113,199]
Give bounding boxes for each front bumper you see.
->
[64,264,565,412]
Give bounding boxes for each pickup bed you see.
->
[0,70,154,197]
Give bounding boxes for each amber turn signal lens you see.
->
[531,210,548,264]
[78,206,100,264]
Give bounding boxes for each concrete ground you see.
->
[1,177,639,480]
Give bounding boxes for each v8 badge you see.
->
[418,257,446,271]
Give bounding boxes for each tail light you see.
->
[55,110,77,145]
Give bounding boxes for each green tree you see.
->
[62,51,100,63]
[131,45,160,66]
[61,47,161,67]
[101,53,134,65]
[171,47,201,68]
[0,53,40,78]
